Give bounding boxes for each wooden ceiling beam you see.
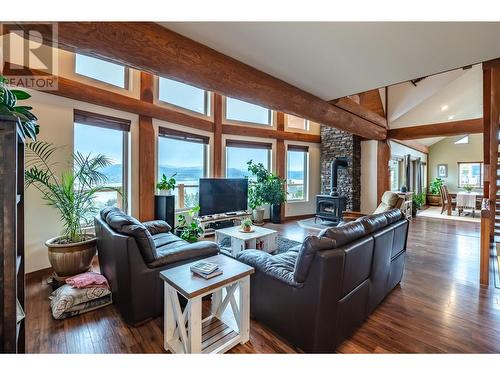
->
[387,118,483,140]
[329,97,387,128]
[12,22,386,140]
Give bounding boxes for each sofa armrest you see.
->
[342,211,367,222]
[143,220,171,235]
[237,250,302,288]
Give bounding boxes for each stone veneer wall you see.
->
[320,126,361,211]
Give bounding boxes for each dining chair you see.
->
[439,184,446,214]
[441,185,456,216]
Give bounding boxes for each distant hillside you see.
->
[100,164,304,183]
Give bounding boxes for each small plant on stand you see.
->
[462,183,474,193]
[241,218,253,232]
[157,173,177,195]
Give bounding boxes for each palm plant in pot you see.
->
[25,141,119,280]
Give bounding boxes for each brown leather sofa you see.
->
[94,207,219,325]
[237,208,409,353]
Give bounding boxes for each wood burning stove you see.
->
[316,158,348,225]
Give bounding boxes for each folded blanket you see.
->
[66,272,109,289]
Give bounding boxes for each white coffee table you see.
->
[214,226,278,257]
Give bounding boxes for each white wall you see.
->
[360,140,378,213]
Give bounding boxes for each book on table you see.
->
[190,261,222,279]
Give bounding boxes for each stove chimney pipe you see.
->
[330,157,348,196]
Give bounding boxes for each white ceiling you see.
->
[418,137,445,147]
[161,22,500,100]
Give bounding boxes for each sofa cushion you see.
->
[143,220,172,235]
[318,221,367,248]
[104,209,156,264]
[373,191,401,214]
[294,236,336,283]
[237,250,301,287]
[383,208,403,224]
[148,240,219,268]
[100,206,120,221]
[357,212,388,234]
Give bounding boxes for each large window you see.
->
[158,77,210,115]
[286,114,309,131]
[287,145,308,201]
[75,54,128,88]
[389,158,403,191]
[226,140,271,178]
[158,128,209,209]
[458,162,483,188]
[73,110,130,215]
[225,97,272,125]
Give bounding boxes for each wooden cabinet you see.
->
[398,192,413,220]
[0,115,25,353]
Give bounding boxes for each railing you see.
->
[480,198,491,286]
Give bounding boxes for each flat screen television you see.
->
[199,178,248,216]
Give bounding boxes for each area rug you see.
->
[297,217,338,231]
[417,206,480,223]
[219,235,301,255]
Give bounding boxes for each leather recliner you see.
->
[94,207,219,325]
[237,208,409,353]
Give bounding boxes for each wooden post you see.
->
[138,72,155,221]
[480,200,491,286]
[213,93,223,177]
[276,112,286,221]
[377,139,391,204]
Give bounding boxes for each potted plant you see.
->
[427,178,444,206]
[25,141,119,280]
[175,205,204,242]
[0,74,39,140]
[463,183,475,193]
[412,191,426,217]
[240,218,253,232]
[157,173,177,195]
[248,183,265,225]
[247,161,287,224]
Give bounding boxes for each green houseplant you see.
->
[240,217,253,232]
[247,160,287,224]
[462,183,475,193]
[0,74,39,140]
[248,182,265,225]
[25,141,118,279]
[412,191,426,217]
[427,178,444,206]
[156,173,177,195]
[175,205,204,243]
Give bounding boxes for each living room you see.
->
[2,4,500,373]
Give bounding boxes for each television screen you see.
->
[199,178,248,216]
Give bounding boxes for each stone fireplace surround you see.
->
[320,126,361,211]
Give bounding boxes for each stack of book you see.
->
[190,261,223,279]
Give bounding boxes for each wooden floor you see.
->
[25,215,500,354]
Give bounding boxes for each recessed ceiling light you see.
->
[441,105,449,111]
[448,115,455,120]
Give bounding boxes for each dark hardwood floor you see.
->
[26,215,500,354]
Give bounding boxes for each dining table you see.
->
[450,191,483,217]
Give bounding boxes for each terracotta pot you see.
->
[426,194,441,206]
[45,235,97,279]
[242,226,252,232]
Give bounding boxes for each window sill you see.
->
[287,199,308,204]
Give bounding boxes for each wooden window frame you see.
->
[286,145,309,202]
[73,109,130,212]
[157,76,212,117]
[224,97,273,127]
[225,139,272,177]
[74,53,130,90]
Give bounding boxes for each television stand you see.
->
[198,211,252,238]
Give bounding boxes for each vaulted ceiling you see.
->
[161,22,500,100]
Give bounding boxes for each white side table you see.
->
[215,226,278,257]
[160,254,254,354]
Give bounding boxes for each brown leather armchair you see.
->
[343,191,404,222]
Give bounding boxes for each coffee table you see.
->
[214,226,278,257]
[160,254,254,354]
